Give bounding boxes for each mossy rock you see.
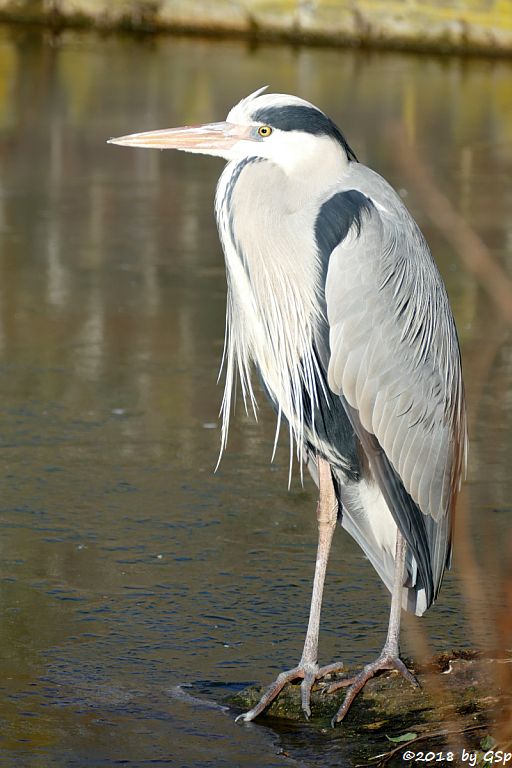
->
[228,651,511,766]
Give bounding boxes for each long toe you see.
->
[329,654,417,725]
[300,671,315,719]
[235,666,304,723]
[235,659,344,723]
[392,656,420,688]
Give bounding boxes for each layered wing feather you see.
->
[318,167,466,608]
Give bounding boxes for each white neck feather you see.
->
[215,155,338,472]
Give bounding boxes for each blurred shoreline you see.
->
[0,0,512,58]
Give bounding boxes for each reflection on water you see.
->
[0,26,511,767]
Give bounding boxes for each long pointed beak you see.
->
[107,121,252,153]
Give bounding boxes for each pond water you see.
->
[0,25,511,767]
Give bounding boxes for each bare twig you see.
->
[392,124,512,326]
[356,723,488,768]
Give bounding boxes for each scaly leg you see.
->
[329,529,419,726]
[236,456,343,723]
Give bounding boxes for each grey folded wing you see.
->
[320,183,466,607]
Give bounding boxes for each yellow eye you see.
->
[258,125,272,137]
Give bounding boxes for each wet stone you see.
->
[228,651,511,766]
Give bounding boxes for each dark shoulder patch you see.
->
[315,190,374,262]
[252,105,357,161]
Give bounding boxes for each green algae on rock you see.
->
[228,652,511,766]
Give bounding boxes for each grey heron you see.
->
[108,88,467,725]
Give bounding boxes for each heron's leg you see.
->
[236,456,343,723]
[328,529,419,726]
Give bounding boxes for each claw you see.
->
[234,711,253,724]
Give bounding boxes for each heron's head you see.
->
[108,87,356,175]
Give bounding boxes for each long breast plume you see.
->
[214,159,325,479]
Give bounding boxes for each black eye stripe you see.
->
[251,105,357,161]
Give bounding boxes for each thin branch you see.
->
[392,124,512,327]
[356,723,488,768]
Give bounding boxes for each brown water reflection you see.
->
[0,26,511,767]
